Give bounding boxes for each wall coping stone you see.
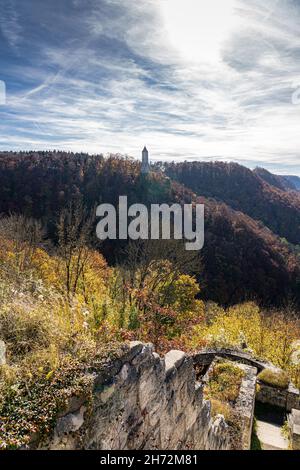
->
[165,350,187,373]
[192,348,282,374]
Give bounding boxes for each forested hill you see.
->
[162,161,300,245]
[284,175,300,191]
[253,167,300,193]
[0,151,300,307]
[253,167,298,192]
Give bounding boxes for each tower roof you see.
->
[143,146,148,152]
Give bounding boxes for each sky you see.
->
[0,0,300,175]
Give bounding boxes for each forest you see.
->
[0,151,299,307]
[0,151,300,449]
[161,160,300,245]
[0,209,299,449]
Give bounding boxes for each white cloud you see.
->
[0,0,22,48]
[1,0,300,174]
[159,0,239,64]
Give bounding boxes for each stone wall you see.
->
[192,348,282,374]
[193,347,300,414]
[256,382,300,412]
[234,363,257,450]
[40,343,231,450]
[289,409,300,450]
[202,358,256,450]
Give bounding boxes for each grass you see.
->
[281,420,291,443]
[250,417,262,450]
[0,343,125,449]
[257,368,289,390]
[210,399,234,423]
[203,360,245,449]
[0,268,124,449]
[204,360,245,404]
[0,304,57,358]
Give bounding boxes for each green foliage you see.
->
[128,306,140,331]
[0,346,121,449]
[250,418,262,451]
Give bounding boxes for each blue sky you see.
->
[0,0,300,175]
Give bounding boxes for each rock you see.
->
[99,381,116,403]
[122,341,143,363]
[129,341,144,355]
[55,406,86,437]
[164,350,186,373]
[36,344,233,451]
[291,340,300,365]
[0,340,6,365]
[290,409,300,450]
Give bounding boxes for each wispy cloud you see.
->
[0,0,300,174]
[0,0,22,48]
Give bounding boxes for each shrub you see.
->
[281,420,291,441]
[189,302,300,375]
[204,360,245,403]
[0,306,54,357]
[257,368,289,390]
[0,344,123,449]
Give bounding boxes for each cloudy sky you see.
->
[0,0,300,174]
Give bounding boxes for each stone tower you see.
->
[141,146,150,174]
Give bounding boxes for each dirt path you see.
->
[255,402,288,450]
[256,419,288,450]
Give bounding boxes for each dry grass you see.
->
[0,306,55,358]
[210,399,234,423]
[257,368,289,390]
[204,360,245,403]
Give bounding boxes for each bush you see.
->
[204,360,245,403]
[257,368,289,390]
[0,306,54,357]
[0,344,123,449]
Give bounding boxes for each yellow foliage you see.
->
[204,360,245,403]
[31,248,60,287]
[189,301,300,378]
[161,274,204,320]
[209,399,234,423]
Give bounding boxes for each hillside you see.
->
[0,151,299,307]
[0,230,299,449]
[254,168,300,193]
[253,168,296,192]
[283,175,300,191]
[162,161,300,246]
